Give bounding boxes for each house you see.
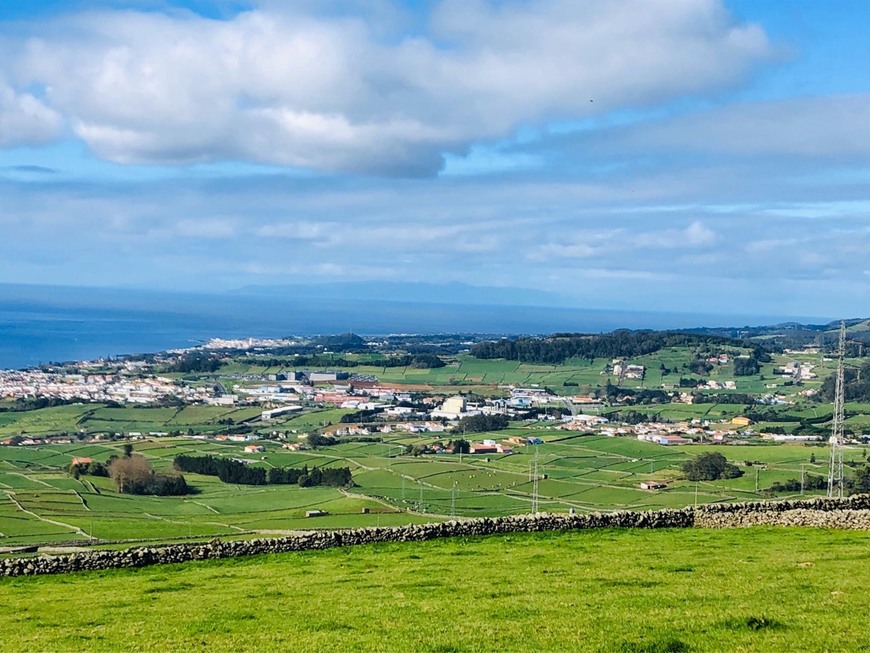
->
[640,481,667,490]
[71,456,93,466]
[244,444,265,453]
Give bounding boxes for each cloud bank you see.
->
[0,0,771,175]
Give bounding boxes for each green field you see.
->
[0,432,860,547]
[0,342,866,547]
[1,527,868,652]
[0,404,265,438]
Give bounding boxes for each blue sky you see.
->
[0,0,868,319]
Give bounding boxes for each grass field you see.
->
[0,432,861,547]
[1,527,868,652]
[0,344,866,546]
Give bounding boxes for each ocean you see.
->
[0,285,828,370]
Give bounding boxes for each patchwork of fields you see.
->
[0,427,856,548]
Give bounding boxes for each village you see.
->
[0,332,837,454]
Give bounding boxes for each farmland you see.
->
[1,326,868,548]
[1,526,869,652]
[0,427,863,548]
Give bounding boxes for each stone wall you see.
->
[695,508,870,529]
[694,495,870,529]
[2,496,868,578]
[0,508,693,577]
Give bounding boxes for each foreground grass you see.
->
[2,527,869,652]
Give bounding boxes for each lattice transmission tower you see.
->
[828,322,846,498]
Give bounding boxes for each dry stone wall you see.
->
[0,509,693,577]
[2,496,868,578]
[694,495,870,529]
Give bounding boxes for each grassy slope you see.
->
[1,527,869,652]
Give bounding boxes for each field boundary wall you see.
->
[2,496,868,577]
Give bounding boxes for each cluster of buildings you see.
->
[777,361,817,381]
[0,369,213,404]
[197,337,299,351]
[611,361,646,380]
[584,416,762,445]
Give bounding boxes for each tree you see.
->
[734,357,761,376]
[450,439,470,454]
[109,454,190,495]
[852,465,870,494]
[123,443,134,458]
[457,414,509,433]
[109,454,154,494]
[682,452,743,481]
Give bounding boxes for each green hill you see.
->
[2,527,868,652]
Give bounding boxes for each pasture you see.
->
[1,527,868,651]
[0,430,855,548]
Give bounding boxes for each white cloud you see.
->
[633,220,717,248]
[529,242,597,261]
[0,84,62,147]
[0,0,771,175]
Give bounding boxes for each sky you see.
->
[0,0,868,319]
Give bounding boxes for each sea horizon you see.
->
[0,283,838,370]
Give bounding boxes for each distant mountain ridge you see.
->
[229,281,573,307]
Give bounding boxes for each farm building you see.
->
[244,444,265,453]
[639,481,667,490]
[654,435,692,446]
[261,405,304,420]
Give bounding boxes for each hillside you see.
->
[1,527,868,652]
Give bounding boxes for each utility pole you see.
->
[451,481,456,519]
[532,446,540,514]
[755,467,759,493]
[828,322,846,498]
[801,464,806,495]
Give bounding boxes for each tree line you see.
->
[173,454,352,488]
[470,331,763,365]
[167,352,225,373]
[239,353,445,369]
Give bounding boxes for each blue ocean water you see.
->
[0,285,828,370]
